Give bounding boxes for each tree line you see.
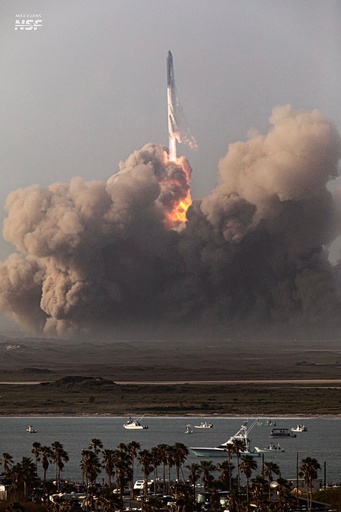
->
[0,438,321,512]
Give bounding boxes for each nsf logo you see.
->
[14,14,42,31]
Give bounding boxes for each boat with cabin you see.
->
[123,417,148,430]
[291,424,307,433]
[185,424,194,434]
[190,419,260,458]
[194,421,213,429]
[26,425,37,433]
[269,428,296,438]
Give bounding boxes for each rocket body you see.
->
[167,50,197,161]
[167,50,174,87]
[167,51,179,159]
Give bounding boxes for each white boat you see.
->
[26,425,37,433]
[257,419,276,427]
[254,443,285,453]
[123,417,148,430]
[194,421,213,429]
[291,424,307,433]
[185,424,194,434]
[190,419,260,458]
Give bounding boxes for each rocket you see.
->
[167,51,197,161]
[167,51,178,160]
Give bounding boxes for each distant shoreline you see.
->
[0,413,340,418]
[2,379,341,385]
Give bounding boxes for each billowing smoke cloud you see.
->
[0,105,341,339]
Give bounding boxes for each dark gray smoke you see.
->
[0,105,341,339]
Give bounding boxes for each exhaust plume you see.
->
[0,105,341,339]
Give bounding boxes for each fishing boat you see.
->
[194,421,213,429]
[291,425,307,433]
[190,419,260,458]
[185,424,194,434]
[254,443,285,453]
[26,425,37,433]
[123,417,148,430]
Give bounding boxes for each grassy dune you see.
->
[0,336,340,416]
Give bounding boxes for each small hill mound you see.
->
[40,376,120,392]
[20,368,55,375]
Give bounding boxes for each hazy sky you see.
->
[0,0,341,335]
[1,1,340,212]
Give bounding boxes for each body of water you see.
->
[0,416,340,485]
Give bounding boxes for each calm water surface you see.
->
[0,416,340,484]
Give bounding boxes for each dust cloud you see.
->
[1,105,341,339]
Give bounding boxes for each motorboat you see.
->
[190,419,260,458]
[257,419,276,427]
[123,417,148,430]
[269,428,296,438]
[185,424,194,434]
[194,421,213,429]
[254,443,285,453]
[291,424,307,433]
[26,425,37,433]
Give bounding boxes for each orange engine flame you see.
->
[162,152,192,230]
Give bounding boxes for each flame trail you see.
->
[162,153,192,228]
[169,134,177,162]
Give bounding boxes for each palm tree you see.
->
[186,463,201,505]
[227,488,243,512]
[150,446,162,495]
[137,449,154,498]
[171,481,194,512]
[102,449,116,488]
[51,441,69,491]
[262,461,280,501]
[88,438,103,456]
[31,442,41,472]
[8,463,26,502]
[112,448,132,503]
[199,460,216,492]
[217,459,235,491]
[275,477,297,512]
[116,442,128,453]
[173,443,189,482]
[240,455,258,506]
[81,449,102,486]
[251,475,269,512]
[40,445,53,498]
[223,443,235,491]
[21,456,37,501]
[127,441,140,498]
[1,452,14,477]
[157,444,169,494]
[299,457,321,512]
[80,449,102,512]
[8,457,37,501]
[166,445,176,488]
[230,438,246,492]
